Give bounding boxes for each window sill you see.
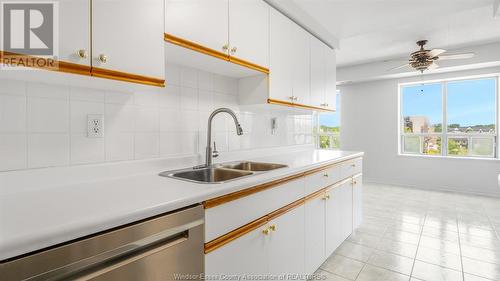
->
[397,153,499,161]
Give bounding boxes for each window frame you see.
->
[398,74,499,159]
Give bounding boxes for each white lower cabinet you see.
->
[205,225,268,275]
[304,193,325,274]
[205,206,305,276]
[268,206,305,275]
[205,159,362,277]
[353,175,363,230]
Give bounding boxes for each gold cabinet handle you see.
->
[323,173,329,177]
[269,225,276,232]
[322,194,330,200]
[222,43,229,52]
[77,49,88,59]
[230,46,237,54]
[262,228,270,235]
[353,180,358,185]
[98,54,108,64]
[320,103,328,107]
[289,96,298,102]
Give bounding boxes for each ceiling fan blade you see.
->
[428,62,439,70]
[437,53,475,60]
[428,49,446,57]
[388,64,410,71]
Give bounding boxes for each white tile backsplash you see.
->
[27,97,69,133]
[0,134,27,170]
[27,134,70,168]
[0,94,26,133]
[0,64,313,171]
[70,134,105,164]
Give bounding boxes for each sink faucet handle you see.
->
[212,141,219,158]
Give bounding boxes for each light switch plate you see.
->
[87,114,104,138]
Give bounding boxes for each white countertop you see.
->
[0,148,363,261]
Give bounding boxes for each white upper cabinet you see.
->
[310,36,327,108]
[165,0,229,54]
[58,0,90,66]
[291,25,311,105]
[269,8,295,102]
[310,36,337,110]
[228,0,269,67]
[92,0,165,79]
[325,47,337,111]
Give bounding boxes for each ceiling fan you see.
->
[389,40,475,72]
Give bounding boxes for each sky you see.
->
[402,78,496,127]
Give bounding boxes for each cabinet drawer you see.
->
[340,158,362,178]
[304,165,342,194]
[205,177,305,242]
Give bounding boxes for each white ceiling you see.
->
[288,0,500,67]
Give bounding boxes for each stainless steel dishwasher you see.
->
[0,205,204,281]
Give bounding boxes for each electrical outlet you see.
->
[87,114,104,138]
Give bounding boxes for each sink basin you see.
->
[220,161,288,172]
[160,167,253,184]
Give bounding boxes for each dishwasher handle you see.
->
[26,219,204,281]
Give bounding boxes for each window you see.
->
[316,92,340,149]
[400,77,498,158]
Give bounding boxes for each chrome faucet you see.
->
[205,108,243,167]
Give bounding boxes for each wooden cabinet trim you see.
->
[91,67,165,87]
[0,51,91,76]
[203,173,304,209]
[204,216,268,254]
[229,56,269,74]
[164,33,270,74]
[164,33,230,61]
[1,51,165,87]
[203,157,362,209]
[267,98,336,112]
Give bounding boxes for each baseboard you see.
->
[364,178,500,198]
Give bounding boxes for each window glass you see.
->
[317,93,340,149]
[402,83,442,133]
[447,79,496,134]
[400,77,497,158]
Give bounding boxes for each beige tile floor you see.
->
[316,183,500,281]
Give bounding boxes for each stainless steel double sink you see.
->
[159,161,288,184]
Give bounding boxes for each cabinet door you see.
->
[291,25,310,105]
[269,8,294,102]
[309,36,326,108]
[229,0,269,67]
[305,195,326,274]
[205,225,268,275]
[165,0,228,54]
[59,0,90,66]
[268,205,305,275]
[325,186,342,256]
[339,182,353,240]
[325,48,337,111]
[92,0,165,79]
[352,175,363,230]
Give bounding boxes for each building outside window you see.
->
[316,92,340,149]
[399,76,498,158]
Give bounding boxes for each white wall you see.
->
[0,64,313,172]
[339,66,500,196]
